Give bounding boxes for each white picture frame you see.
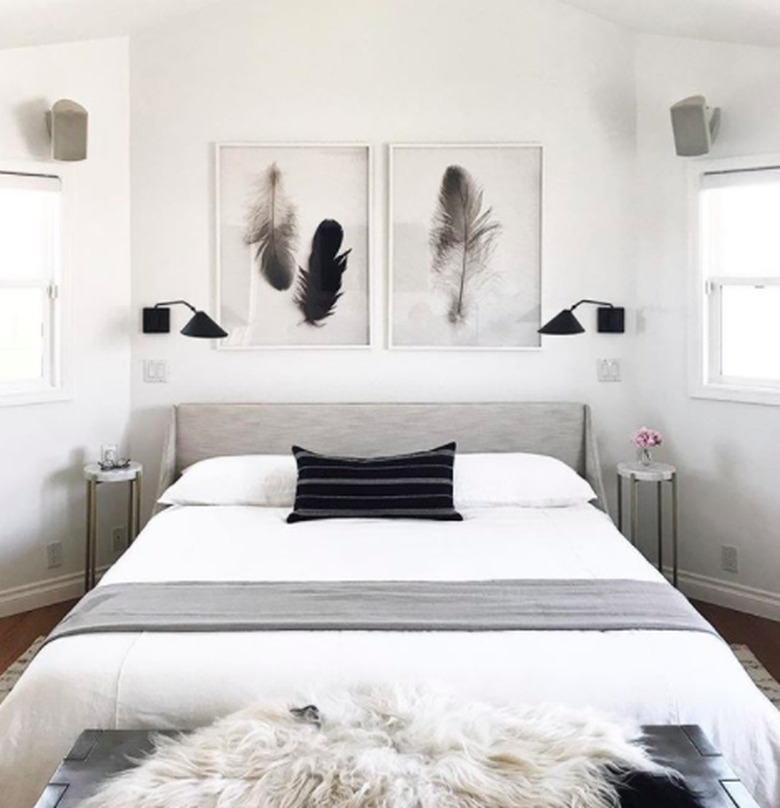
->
[216,142,373,350]
[388,143,543,351]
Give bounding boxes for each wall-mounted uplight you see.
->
[538,299,624,335]
[142,300,227,339]
[46,99,88,162]
[670,95,720,157]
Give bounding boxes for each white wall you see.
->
[634,35,780,616]
[0,37,131,613]
[129,0,638,516]
[2,4,778,621]
[1,4,777,620]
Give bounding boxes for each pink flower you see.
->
[633,427,663,449]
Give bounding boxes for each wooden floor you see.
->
[0,598,779,680]
[693,600,780,681]
[0,599,76,675]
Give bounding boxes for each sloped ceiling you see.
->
[560,0,780,48]
[0,0,213,49]
[1,0,780,51]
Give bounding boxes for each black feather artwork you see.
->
[244,163,298,291]
[294,219,351,326]
[430,165,502,325]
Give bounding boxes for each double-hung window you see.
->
[0,169,65,404]
[691,157,780,404]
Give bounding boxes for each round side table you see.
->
[617,461,678,588]
[83,462,143,592]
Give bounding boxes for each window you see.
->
[691,157,780,404]
[0,170,64,404]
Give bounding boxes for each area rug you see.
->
[1,638,778,711]
[731,644,780,709]
[0,636,44,705]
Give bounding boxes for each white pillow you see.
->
[455,452,596,508]
[158,455,297,507]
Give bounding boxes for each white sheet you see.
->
[1,504,778,807]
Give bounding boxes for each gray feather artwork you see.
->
[429,165,502,325]
[244,163,298,291]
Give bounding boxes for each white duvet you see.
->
[1,504,779,807]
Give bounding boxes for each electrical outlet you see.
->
[721,545,739,574]
[112,526,127,554]
[46,541,62,569]
[597,358,621,382]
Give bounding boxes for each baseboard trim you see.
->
[0,567,109,619]
[677,570,780,622]
[2,566,778,622]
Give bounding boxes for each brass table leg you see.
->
[672,472,679,588]
[86,479,98,592]
[617,473,623,534]
[135,473,142,539]
[128,476,141,545]
[657,480,664,575]
[630,474,638,546]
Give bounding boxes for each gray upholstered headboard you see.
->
[156,402,607,512]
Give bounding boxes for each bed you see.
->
[1,402,778,808]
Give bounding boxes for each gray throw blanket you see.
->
[45,579,716,647]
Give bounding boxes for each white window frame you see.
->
[688,154,780,407]
[0,161,71,407]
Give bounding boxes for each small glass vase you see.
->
[637,447,653,466]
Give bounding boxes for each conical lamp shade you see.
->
[538,308,585,335]
[180,310,228,339]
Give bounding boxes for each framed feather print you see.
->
[389,143,542,350]
[216,143,371,348]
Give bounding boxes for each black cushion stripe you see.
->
[295,497,456,508]
[297,493,456,500]
[297,481,453,493]
[298,465,454,478]
[292,446,455,461]
[288,510,463,522]
[287,442,462,523]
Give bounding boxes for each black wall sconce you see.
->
[142,300,228,339]
[538,299,625,335]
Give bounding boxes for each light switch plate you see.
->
[597,358,621,382]
[143,360,168,383]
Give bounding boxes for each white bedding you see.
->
[1,504,778,807]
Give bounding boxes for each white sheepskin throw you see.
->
[83,686,662,808]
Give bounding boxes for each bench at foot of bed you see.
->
[34,725,759,808]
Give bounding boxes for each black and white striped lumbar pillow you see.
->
[286,443,463,523]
